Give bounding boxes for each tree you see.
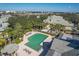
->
[50,24,64,31]
[7,15,47,44]
[0,39,6,47]
[13,23,23,38]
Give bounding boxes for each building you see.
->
[0,22,9,31]
[46,34,79,56]
[46,38,79,56]
[43,15,73,27]
[0,14,11,31]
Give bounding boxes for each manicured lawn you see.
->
[25,33,48,51]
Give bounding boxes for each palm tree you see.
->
[50,24,64,32]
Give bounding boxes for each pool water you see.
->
[25,33,48,51]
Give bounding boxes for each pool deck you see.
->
[15,31,52,56]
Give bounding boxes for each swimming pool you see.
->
[25,33,48,51]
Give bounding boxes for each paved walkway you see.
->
[15,31,52,56]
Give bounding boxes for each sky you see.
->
[0,3,79,12]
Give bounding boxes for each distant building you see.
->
[36,15,40,18]
[0,14,11,31]
[6,11,16,14]
[65,27,72,31]
[43,15,73,27]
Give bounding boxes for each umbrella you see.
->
[1,44,19,54]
